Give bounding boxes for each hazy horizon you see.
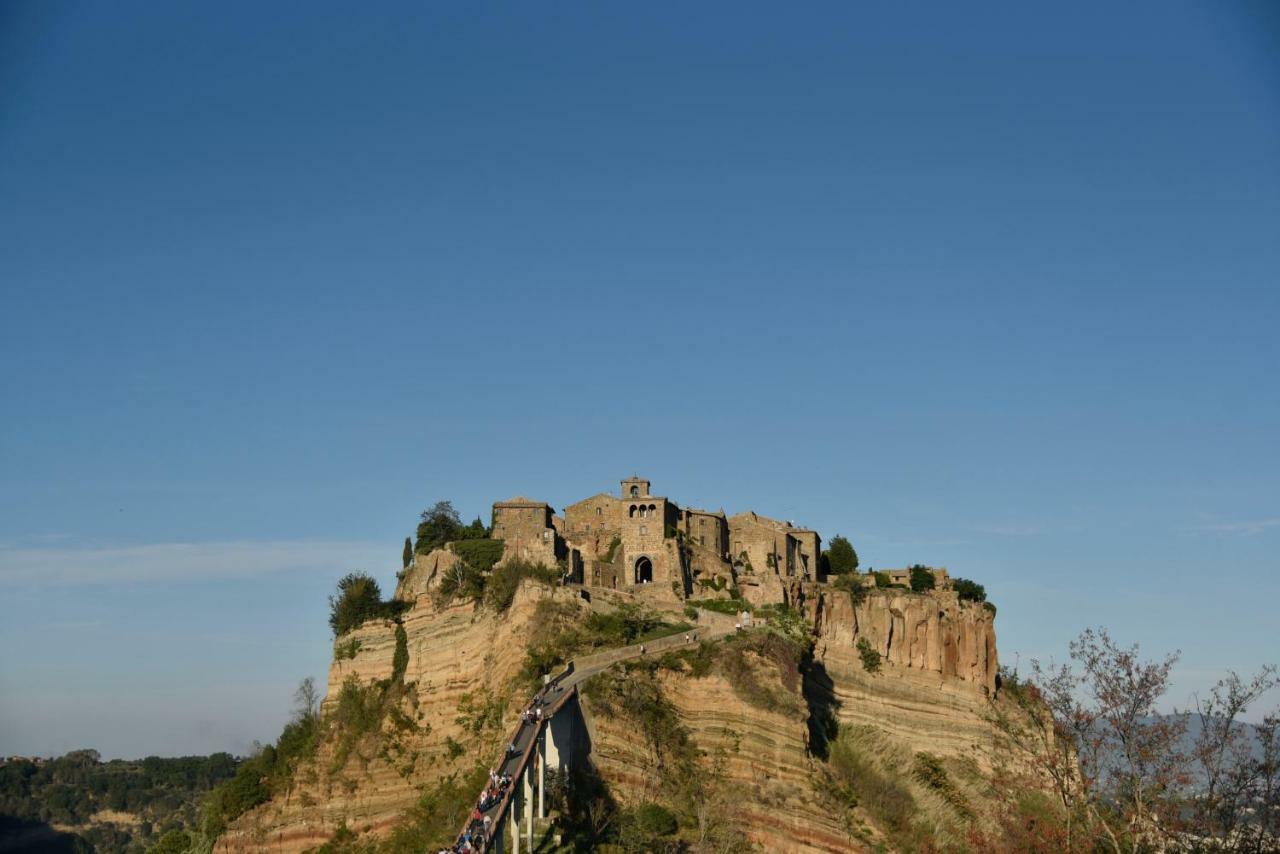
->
[2,0,1279,760]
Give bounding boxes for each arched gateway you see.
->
[634,555,653,584]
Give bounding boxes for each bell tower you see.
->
[620,475,651,499]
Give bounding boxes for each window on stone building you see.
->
[700,535,705,545]
[630,485,639,497]
[596,507,602,515]
[640,525,647,535]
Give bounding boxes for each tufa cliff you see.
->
[213,580,1004,850]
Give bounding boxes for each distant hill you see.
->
[0,750,240,853]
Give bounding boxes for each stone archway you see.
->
[634,556,653,584]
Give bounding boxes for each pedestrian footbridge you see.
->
[453,618,735,853]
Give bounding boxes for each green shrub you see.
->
[983,601,997,616]
[334,638,361,660]
[951,577,986,603]
[329,572,406,637]
[600,535,622,563]
[451,537,505,573]
[329,572,383,637]
[391,623,409,683]
[856,638,882,673]
[483,558,558,612]
[148,829,191,854]
[832,573,868,608]
[632,802,678,836]
[683,604,698,620]
[909,565,935,593]
[873,571,891,588]
[688,598,745,616]
[911,752,972,819]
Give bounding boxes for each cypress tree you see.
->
[402,537,413,569]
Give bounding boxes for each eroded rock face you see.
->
[218,580,1004,852]
[391,548,459,601]
[216,582,587,853]
[583,664,855,852]
[810,586,1000,764]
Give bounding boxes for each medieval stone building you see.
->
[493,476,823,602]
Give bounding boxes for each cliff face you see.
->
[811,586,1001,764]
[216,580,590,853]
[217,576,1005,852]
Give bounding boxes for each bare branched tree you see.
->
[1188,666,1279,851]
[293,676,320,722]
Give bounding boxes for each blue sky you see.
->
[2,1,1278,759]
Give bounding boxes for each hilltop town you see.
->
[479,475,946,608]
[199,475,1004,853]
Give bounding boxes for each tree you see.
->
[402,537,413,569]
[909,565,935,593]
[293,677,320,723]
[952,577,986,603]
[328,572,384,637]
[824,535,859,575]
[990,627,1188,853]
[1188,666,1279,849]
[416,501,463,553]
[148,830,191,854]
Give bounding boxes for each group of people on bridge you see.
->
[444,677,567,853]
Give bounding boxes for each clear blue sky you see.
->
[2,1,1278,759]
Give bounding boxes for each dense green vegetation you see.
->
[328,573,406,638]
[448,537,504,574]
[822,534,859,576]
[435,555,558,611]
[414,501,487,554]
[0,750,239,853]
[856,637,882,673]
[518,601,692,688]
[909,565,936,593]
[202,691,321,838]
[686,597,746,616]
[951,576,987,604]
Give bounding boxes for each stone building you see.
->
[563,477,680,589]
[488,478,825,598]
[726,511,821,581]
[491,496,563,567]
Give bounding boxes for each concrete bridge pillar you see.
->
[523,760,534,848]
[509,788,520,854]
[538,729,547,818]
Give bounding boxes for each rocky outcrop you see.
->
[218,575,1006,852]
[391,548,459,600]
[811,585,1001,764]
[216,582,589,853]
[583,664,853,852]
